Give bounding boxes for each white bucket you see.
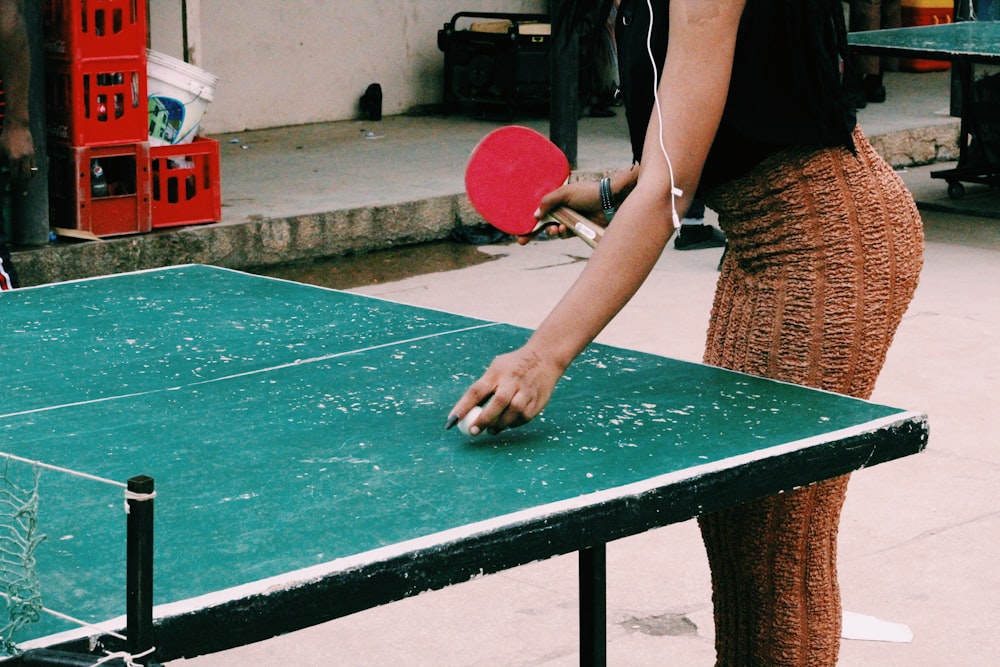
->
[146,49,219,146]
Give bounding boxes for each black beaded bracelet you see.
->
[599,177,616,222]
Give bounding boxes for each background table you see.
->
[849,21,1000,198]
[0,265,927,665]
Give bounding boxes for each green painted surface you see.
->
[0,266,912,645]
[848,22,1000,62]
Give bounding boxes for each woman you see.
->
[448,1,924,664]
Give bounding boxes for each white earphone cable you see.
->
[644,0,682,229]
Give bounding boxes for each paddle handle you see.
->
[548,207,605,248]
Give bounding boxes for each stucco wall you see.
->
[148,1,546,134]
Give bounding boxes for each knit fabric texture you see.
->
[698,126,924,666]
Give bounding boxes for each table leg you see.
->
[956,59,973,170]
[579,545,607,667]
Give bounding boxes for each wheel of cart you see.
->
[931,70,1000,198]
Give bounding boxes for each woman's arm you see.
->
[449,0,746,435]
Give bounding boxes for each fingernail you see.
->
[533,208,541,219]
[444,415,459,430]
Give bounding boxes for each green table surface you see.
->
[0,265,926,659]
[848,21,1000,63]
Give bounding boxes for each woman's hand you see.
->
[515,180,607,245]
[0,120,37,195]
[517,167,639,245]
[447,344,566,436]
[536,180,605,221]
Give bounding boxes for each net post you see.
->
[126,475,155,662]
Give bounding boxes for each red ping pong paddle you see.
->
[465,126,605,248]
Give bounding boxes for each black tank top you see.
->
[615,0,857,191]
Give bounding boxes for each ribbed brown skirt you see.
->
[698,127,924,666]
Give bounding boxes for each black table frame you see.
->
[6,415,926,667]
[849,20,1000,199]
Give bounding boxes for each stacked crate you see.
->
[149,136,221,229]
[43,0,152,236]
[43,0,220,237]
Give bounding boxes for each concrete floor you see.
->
[161,71,1000,666]
[210,71,962,225]
[10,70,970,288]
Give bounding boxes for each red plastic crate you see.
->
[48,142,151,236]
[45,55,148,147]
[43,0,147,62]
[150,138,221,228]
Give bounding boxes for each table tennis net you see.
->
[0,460,45,655]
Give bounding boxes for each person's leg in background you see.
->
[880,0,901,74]
[1,0,36,289]
[846,0,900,107]
[581,0,619,117]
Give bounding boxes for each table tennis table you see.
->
[849,21,1000,198]
[0,265,927,666]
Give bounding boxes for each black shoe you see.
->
[843,72,867,110]
[588,105,616,118]
[863,74,886,103]
[674,224,727,250]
